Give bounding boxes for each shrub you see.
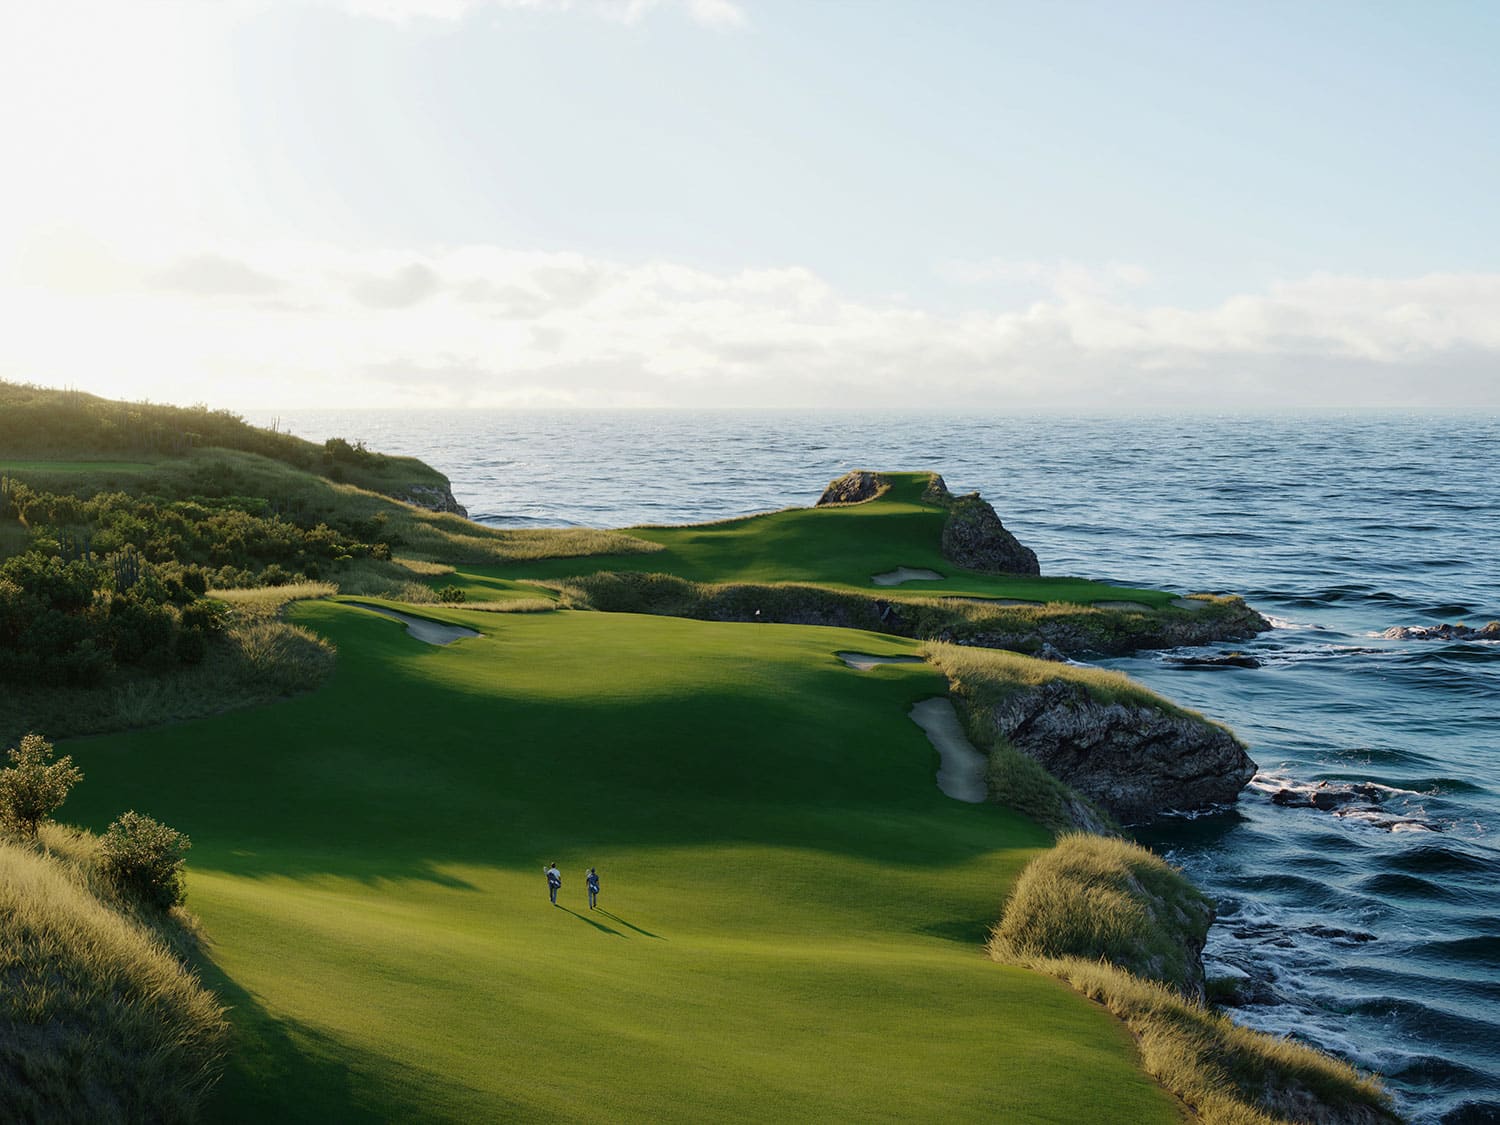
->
[437,584,466,603]
[0,732,83,839]
[100,811,191,910]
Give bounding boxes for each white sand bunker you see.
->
[1095,600,1155,613]
[1171,597,1210,612]
[871,567,944,586]
[350,603,480,646]
[837,651,927,671]
[908,698,987,803]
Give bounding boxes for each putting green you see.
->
[62,602,1181,1122]
[459,473,1175,607]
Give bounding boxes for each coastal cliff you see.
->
[925,642,1257,826]
[980,678,1256,824]
[393,481,468,517]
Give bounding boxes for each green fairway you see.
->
[464,473,1176,607]
[61,601,1182,1122]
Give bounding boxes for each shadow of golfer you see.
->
[559,907,625,937]
[595,910,665,940]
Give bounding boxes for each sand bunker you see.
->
[837,652,927,671]
[350,603,480,646]
[1096,600,1155,613]
[908,698,987,803]
[1171,597,1210,612]
[871,567,944,586]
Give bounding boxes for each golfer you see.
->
[585,867,600,910]
[545,862,562,905]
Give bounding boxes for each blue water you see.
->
[252,409,1500,1123]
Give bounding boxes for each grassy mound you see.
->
[468,472,1176,606]
[989,833,1212,994]
[0,379,445,500]
[990,836,1397,1125]
[0,823,228,1123]
[57,603,1185,1123]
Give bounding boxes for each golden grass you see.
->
[924,640,1208,719]
[988,834,1212,994]
[0,825,228,1121]
[211,581,338,619]
[458,598,558,614]
[391,555,455,577]
[990,837,1397,1125]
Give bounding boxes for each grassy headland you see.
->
[3,395,1388,1121]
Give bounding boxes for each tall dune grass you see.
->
[1,824,228,1122]
[990,836,1397,1125]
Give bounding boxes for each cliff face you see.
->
[923,475,1040,576]
[984,679,1257,824]
[394,482,468,518]
[816,471,887,505]
[944,597,1270,656]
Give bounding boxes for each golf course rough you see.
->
[60,603,1187,1123]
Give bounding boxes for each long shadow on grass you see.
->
[61,610,1050,888]
[914,918,995,946]
[558,906,625,937]
[194,954,491,1124]
[594,909,664,939]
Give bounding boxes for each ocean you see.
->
[248,408,1500,1124]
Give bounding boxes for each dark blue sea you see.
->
[251,409,1500,1124]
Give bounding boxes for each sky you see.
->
[3,0,1498,411]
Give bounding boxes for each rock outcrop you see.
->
[940,596,1271,656]
[983,680,1256,823]
[1382,621,1500,641]
[396,482,468,518]
[816,471,887,506]
[923,475,1040,576]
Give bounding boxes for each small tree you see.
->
[101,811,191,910]
[0,732,83,839]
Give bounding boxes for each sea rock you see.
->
[397,482,468,518]
[817,471,887,506]
[1381,621,1500,641]
[983,679,1256,823]
[923,474,1040,576]
[1166,652,1262,670]
[1271,781,1386,810]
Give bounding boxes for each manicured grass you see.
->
[462,473,1175,607]
[59,603,1183,1123]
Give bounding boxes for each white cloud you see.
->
[4,236,1498,411]
[318,0,748,28]
[938,258,1152,301]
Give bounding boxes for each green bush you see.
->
[0,732,83,839]
[437,584,466,603]
[100,811,191,910]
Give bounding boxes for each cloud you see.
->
[5,238,1499,411]
[938,258,1151,301]
[149,254,287,297]
[320,0,748,29]
[351,262,443,308]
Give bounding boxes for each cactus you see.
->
[112,545,141,591]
